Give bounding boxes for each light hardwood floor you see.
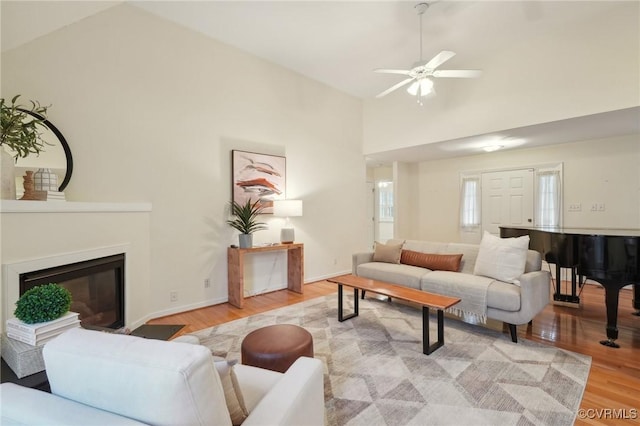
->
[148,281,640,426]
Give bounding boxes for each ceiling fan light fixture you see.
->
[374,2,481,100]
[419,78,434,96]
[407,78,433,97]
[407,80,420,96]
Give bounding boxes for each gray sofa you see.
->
[352,238,551,342]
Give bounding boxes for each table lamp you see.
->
[273,200,303,244]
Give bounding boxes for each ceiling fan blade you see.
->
[433,69,483,78]
[374,69,412,76]
[424,50,456,69]
[375,77,415,98]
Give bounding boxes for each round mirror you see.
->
[9,110,73,194]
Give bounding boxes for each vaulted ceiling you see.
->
[1,1,628,99]
[2,1,638,162]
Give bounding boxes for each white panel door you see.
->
[481,169,534,236]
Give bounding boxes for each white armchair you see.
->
[0,328,324,425]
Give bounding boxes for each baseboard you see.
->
[137,271,350,326]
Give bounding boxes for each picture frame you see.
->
[231,150,286,214]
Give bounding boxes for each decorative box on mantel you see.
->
[1,333,45,378]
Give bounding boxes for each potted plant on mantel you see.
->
[0,95,50,200]
[227,199,267,248]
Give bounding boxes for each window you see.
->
[536,168,561,227]
[378,181,394,222]
[460,176,480,229]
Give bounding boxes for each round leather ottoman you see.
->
[241,324,313,373]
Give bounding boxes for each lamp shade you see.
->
[273,200,303,217]
[407,78,433,97]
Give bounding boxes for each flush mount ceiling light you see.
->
[374,2,482,103]
[483,145,504,152]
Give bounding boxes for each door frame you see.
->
[459,162,564,243]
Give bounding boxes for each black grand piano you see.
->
[500,226,640,348]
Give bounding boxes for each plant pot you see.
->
[238,234,253,249]
[1,147,16,200]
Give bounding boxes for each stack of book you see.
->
[31,190,66,201]
[6,311,80,346]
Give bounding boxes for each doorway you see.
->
[376,180,394,244]
[481,169,534,236]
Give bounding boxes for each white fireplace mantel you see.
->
[1,200,152,213]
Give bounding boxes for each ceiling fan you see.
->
[375,2,482,100]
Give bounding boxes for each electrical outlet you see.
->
[170,291,178,302]
[204,278,210,288]
[598,203,606,211]
[568,203,581,212]
[590,203,598,212]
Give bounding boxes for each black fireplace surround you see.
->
[19,254,125,329]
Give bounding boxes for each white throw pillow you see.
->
[473,231,530,284]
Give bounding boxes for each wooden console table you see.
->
[227,243,304,308]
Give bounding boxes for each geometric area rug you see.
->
[189,294,591,426]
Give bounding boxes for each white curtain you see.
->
[536,170,560,227]
[460,176,480,229]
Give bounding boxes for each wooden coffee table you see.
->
[327,274,461,355]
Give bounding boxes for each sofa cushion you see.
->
[389,239,447,254]
[214,359,248,425]
[400,250,462,272]
[446,243,480,275]
[473,231,530,283]
[356,262,426,289]
[232,364,283,412]
[487,280,521,311]
[373,241,404,264]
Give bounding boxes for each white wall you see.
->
[393,162,419,240]
[1,4,367,322]
[362,2,639,155]
[415,134,640,243]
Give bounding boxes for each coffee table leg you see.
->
[338,284,359,322]
[423,307,445,355]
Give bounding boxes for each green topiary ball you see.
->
[14,283,72,324]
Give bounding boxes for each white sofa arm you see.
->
[352,252,374,275]
[516,270,551,323]
[0,383,145,426]
[242,357,324,426]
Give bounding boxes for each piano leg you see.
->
[600,284,622,348]
[633,284,640,316]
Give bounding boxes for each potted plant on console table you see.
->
[227,199,267,248]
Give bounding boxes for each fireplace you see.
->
[19,254,125,329]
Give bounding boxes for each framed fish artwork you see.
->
[231,150,286,214]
